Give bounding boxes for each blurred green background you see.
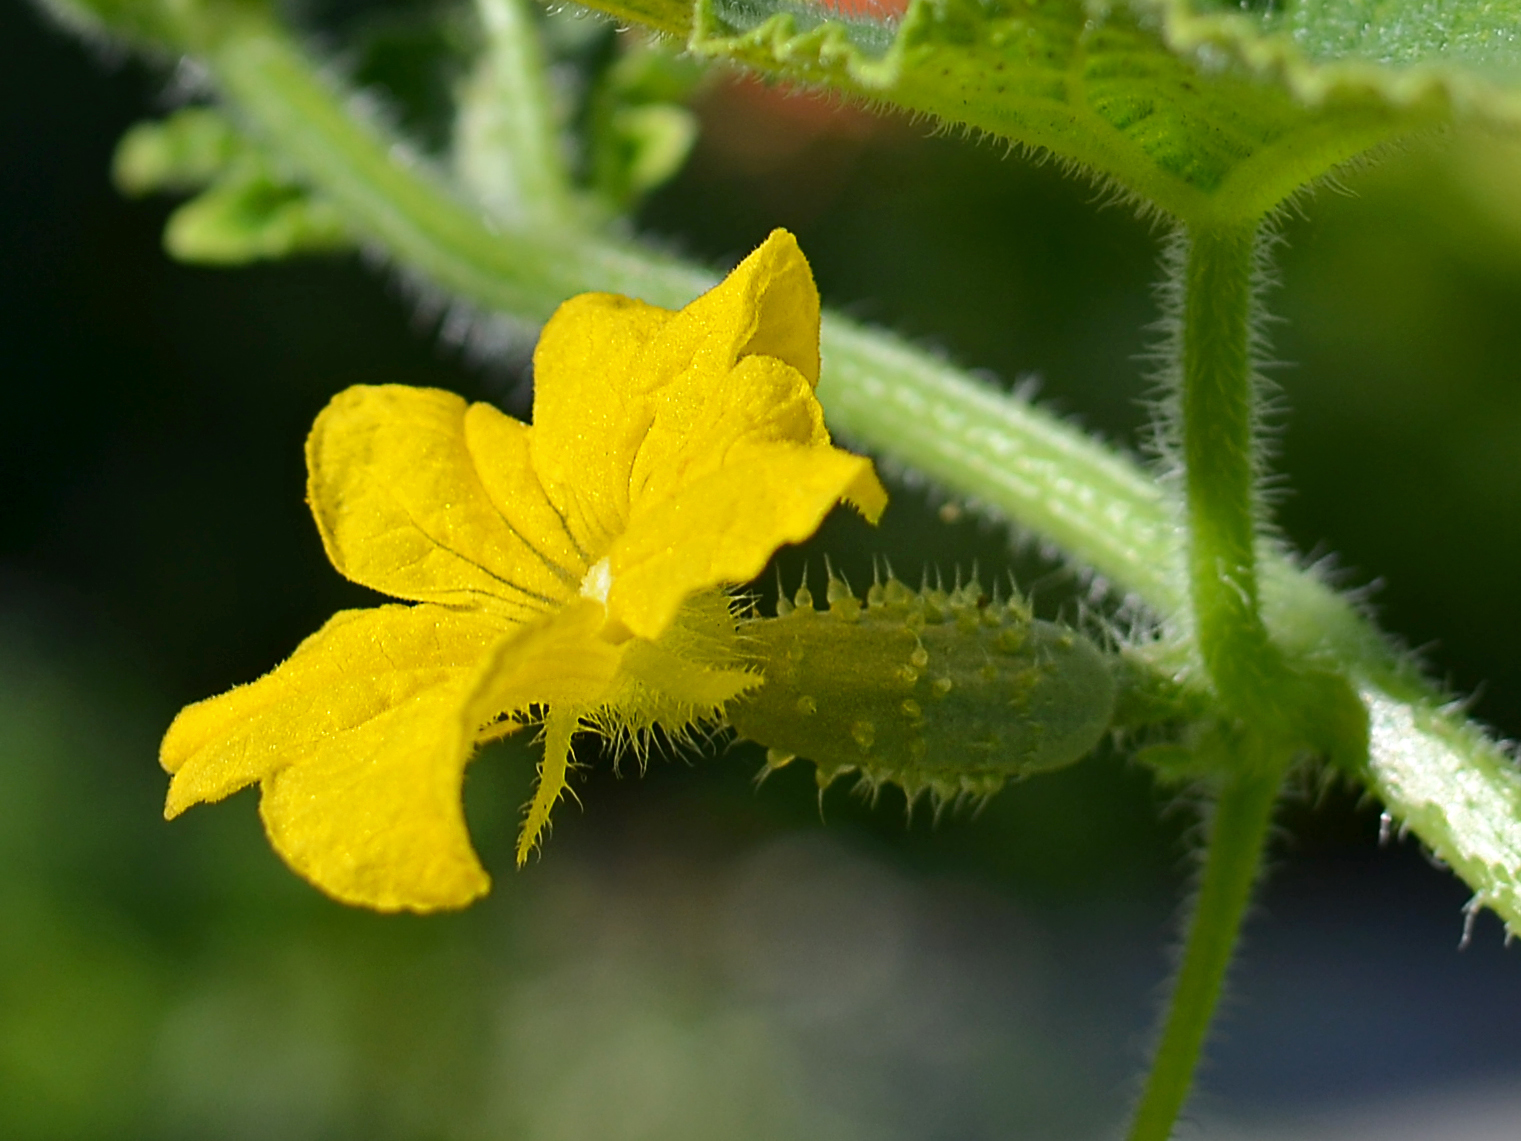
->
[4,1,1521,1137]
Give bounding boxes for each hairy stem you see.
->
[1127,229,1289,1140]
[1127,764,1285,1141]
[206,17,713,317]
[1178,225,1287,716]
[818,320,1187,615]
[182,13,1521,934]
[455,0,576,227]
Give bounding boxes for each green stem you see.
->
[817,321,1188,615]
[455,0,577,227]
[1127,765,1285,1141]
[206,18,713,319]
[1127,227,1295,1141]
[180,14,1521,935]
[1178,225,1285,715]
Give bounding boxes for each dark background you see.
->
[4,1,1521,1137]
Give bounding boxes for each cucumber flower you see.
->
[160,230,887,912]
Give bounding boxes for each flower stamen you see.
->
[579,557,613,604]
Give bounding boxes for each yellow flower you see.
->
[160,230,887,912]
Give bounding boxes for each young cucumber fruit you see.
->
[727,575,1117,803]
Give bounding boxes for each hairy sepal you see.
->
[599,589,759,763]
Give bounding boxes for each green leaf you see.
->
[164,171,349,264]
[574,0,1503,223]
[114,107,350,264]
[584,40,705,212]
[1149,0,1521,116]
[113,108,246,197]
[35,0,185,47]
[692,0,1410,224]
[605,104,699,199]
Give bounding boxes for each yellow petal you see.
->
[669,228,820,386]
[307,385,578,620]
[527,230,820,557]
[161,604,509,911]
[628,352,829,511]
[460,598,624,726]
[529,293,674,553]
[607,443,888,640]
[463,400,591,582]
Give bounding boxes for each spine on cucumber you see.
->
[727,572,1117,803]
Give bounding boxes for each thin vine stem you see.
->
[1178,224,1283,715]
[1119,225,1291,1141]
[208,17,714,316]
[1126,764,1285,1141]
[179,11,1521,934]
[455,0,577,227]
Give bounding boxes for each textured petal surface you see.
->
[661,228,820,387]
[461,599,625,728]
[463,401,590,582]
[628,353,829,510]
[265,603,624,909]
[529,294,672,553]
[307,385,576,620]
[609,442,888,639]
[161,604,510,911]
[529,230,823,561]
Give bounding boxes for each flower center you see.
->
[579,557,613,604]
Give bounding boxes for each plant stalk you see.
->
[206,17,714,318]
[1126,764,1284,1141]
[1122,226,1290,1141]
[1178,225,1285,717]
[455,0,577,228]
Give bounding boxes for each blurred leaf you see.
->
[34,0,202,49]
[580,0,1424,222]
[0,892,161,1141]
[349,7,475,156]
[582,0,1521,222]
[598,103,699,206]
[164,171,350,263]
[585,38,707,211]
[114,107,352,264]
[113,107,246,197]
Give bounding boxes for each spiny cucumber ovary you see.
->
[727,573,1117,805]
